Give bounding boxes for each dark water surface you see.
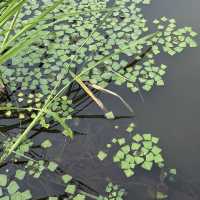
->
[61,0,200,199]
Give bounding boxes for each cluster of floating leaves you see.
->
[61,173,86,200]
[2,137,33,160]
[0,121,174,200]
[98,182,126,200]
[97,125,165,178]
[1,135,59,179]
[60,174,125,200]
[49,96,73,119]
[0,173,32,200]
[25,160,46,178]
[1,92,74,136]
[0,166,125,200]
[0,0,197,121]
[25,160,57,178]
[153,17,198,55]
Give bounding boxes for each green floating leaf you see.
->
[126,123,135,133]
[126,126,133,133]
[112,138,117,144]
[143,141,152,150]
[105,111,115,119]
[7,181,19,195]
[118,138,126,146]
[0,196,9,200]
[135,157,144,165]
[62,174,72,184]
[143,133,152,141]
[121,161,130,170]
[41,139,52,149]
[115,150,125,160]
[48,161,58,172]
[121,145,130,154]
[132,134,143,142]
[154,154,164,163]
[142,161,153,171]
[157,79,164,86]
[0,174,7,187]
[146,153,154,162]
[169,168,177,175]
[156,191,168,199]
[152,136,159,144]
[48,197,58,200]
[106,144,112,148]
[65,184,76,194]
[141,147,149,155]
[21,190,32,200]
[143,0,151,5]
[97,151,107,161]
[126,154,135,164]
[143,84,152,92]
[73,194,85,200]
[15,169,26,180]
[124,169,134,178]
[151,146,162,155]
[131,142,141,150]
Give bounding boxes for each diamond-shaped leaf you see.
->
[0,174,7,187]
[62,174,72,184]
[48,161,58,172]
[7,181,19,195]
[65,184,76,194]
[97,151,107,161]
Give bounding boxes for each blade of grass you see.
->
[1,0,64,53]
[0,0,26,28]
[1,8,20,50]
[0,106,41,111]
[0,29,43,64]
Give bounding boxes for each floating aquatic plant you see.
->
[0,0,196,199]
[98,182,126,200]
[0,173,32,200]
[97,124,165,178]
[0,0,197,163]
[2,136,33,160]
[0,0,197,120]
[25,160,45,178]
[61,174,126,200]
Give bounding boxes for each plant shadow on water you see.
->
[0,0,200,199]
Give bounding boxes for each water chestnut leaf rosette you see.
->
[97,127,165,178]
